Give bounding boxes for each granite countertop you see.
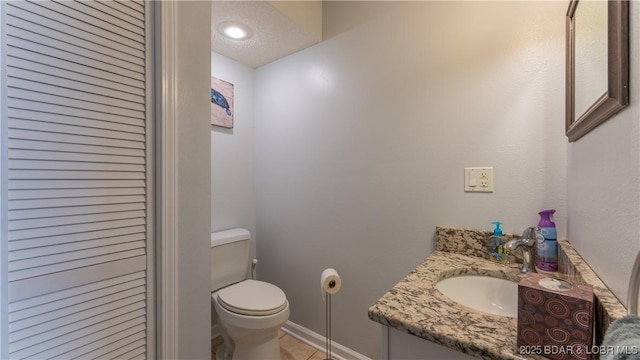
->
[368,251,534,360]
[367,227,627,360]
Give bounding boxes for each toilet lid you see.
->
[217,280,287,316]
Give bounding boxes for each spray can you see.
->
[536,209,557,272]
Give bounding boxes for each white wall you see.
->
[253,1,567,357]
[567,1,640,307]
[211,52,256,241]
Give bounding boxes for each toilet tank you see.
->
[211,228,251,292]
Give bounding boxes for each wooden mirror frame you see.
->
[566,0,629,142]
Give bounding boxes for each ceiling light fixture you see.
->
[218,21,252,41]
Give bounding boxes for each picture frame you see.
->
[211,76,234,129]
[565,0,629,142]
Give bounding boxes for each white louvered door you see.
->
[1,1,154,358]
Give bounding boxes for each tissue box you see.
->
[517,273,594,360]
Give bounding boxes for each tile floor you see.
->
[211,331,329,360]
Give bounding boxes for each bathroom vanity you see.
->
[368,227,627,360]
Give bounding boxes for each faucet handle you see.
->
[521,226,539,240]
[520,226,540,273]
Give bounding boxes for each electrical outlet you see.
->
[464,167,493,193]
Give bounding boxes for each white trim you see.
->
[156,1,179,359]
[282,321,372,360]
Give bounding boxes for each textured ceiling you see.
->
[211,1,322,68]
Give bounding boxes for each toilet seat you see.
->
[217,280,287,316]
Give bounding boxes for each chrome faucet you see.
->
[504,226,539,273]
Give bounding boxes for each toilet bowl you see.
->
[212,280,289,360]
[210,229,290,360]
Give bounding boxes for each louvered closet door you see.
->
[4,0,153,358]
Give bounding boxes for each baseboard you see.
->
[282,320,372,360]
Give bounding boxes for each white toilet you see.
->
[211,228,290,360]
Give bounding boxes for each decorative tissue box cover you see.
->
[517,273,594,360]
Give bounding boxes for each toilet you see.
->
[211,228,290,360]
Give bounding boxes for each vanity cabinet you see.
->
[384,327,476,360]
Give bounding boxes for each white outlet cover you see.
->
[464,167,493,193]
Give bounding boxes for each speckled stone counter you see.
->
[368,227,627,360]
[368,251,533,359]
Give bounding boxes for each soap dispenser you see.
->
[487,221,509,264]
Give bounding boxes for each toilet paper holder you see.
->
[321,268,341,360]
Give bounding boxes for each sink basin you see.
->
[436,275,518,317]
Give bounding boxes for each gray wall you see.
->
[175,2,212,359]
[567,2,640,307]
[253,2,567,357]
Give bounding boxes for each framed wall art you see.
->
[211,76,234,128]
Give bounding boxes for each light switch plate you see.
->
[464,167,493,193]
